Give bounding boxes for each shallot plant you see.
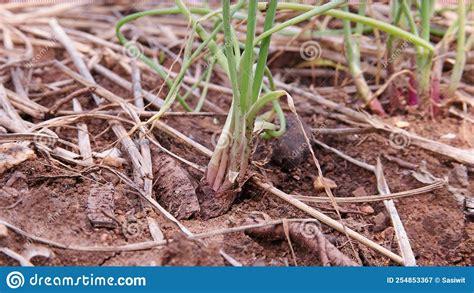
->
[386,0,470,113]
[196,0,346,218]
[116,0,439,218]
[116,0,346,218]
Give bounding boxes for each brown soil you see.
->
[0,4,472,267]
[151,148,200,220]
[1,105,472,266]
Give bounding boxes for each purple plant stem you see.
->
[407,72,418,106]
[430,76,441,115]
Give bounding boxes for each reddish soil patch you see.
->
[0,4,472,267]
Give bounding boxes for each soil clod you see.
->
[87,182,116,229]
[152,151,200,220]
[373,212,389,232]
[196,181,237,220]
[271,114,312,170]
[352,187,368,197]
[160,235,224,266]
[0,1,471,267]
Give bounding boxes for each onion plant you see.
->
[446,0,466,98]
[200,0,346,218]
[386,0,469,113]
[116,0,437,218]
[252,2,434,115]
[417,0,435,107]
[116,0,346,218]
[431,16,459,111]
[385,0,405,110]
[342,4,385,116]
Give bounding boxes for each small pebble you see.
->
[313,176,338,191]
[373,212,388,232]
[116,215,126,224]
[0,143,36,175]
[395,120,410,128]
[381,227,394,240]
[360,205,375,214]
[0,224,8,238]
[440,133,456,140]
[352,187,367,197]
[252,258,267,267]
[100,233,108,242]
[103,156,124,168]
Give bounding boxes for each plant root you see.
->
[196,180,238,220]
[244,216,360,266]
